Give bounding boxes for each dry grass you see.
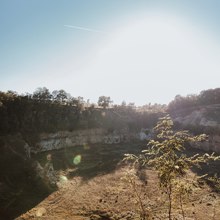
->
[16,164,220,220]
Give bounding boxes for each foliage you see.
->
[0,88,165,135]
[122,170,149,220]
[207,173,220,192]
[32,87,52,102]
[125,115,220,220]
[52,89,70,103]
[168,87,220,112]
[98,96,112,109]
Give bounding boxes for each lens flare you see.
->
[73,155,82,165]
[59,175,68,182]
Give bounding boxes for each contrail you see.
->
[64,24,106,34]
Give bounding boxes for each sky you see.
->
[1,0,220,106]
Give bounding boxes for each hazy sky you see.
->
[1,0,220,105]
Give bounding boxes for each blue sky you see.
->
[1,0,220,105]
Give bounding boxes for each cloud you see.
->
[64,25,106,34]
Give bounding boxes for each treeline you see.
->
[168,88,220,112]
[0,90,82,134]
[0,87,165,136]
[1,87,219,136]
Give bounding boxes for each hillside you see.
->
[16,145,220,220]
[1,88,220,219]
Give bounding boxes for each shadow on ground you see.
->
[185,146,220,192]
[37,142,146,181]
[2,142,220,220]
[1,142,145,220]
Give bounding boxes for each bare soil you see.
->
[16,160,220,219]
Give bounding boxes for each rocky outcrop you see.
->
[35,129,106,152]
[34,128,136,153]
[171,105,220,153]
[174,108,219,129]
[192,135,220,153]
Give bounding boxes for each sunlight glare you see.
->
[82,13,220,105]
[73,155,82,165]
[59,175,68,182]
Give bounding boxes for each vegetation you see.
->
[0,87,219,136]
[0,88,165,136]
[0,88,165,218]
[125,115,220,220]
[98,96,112,109]
[123,170,148,220]
[1,87,220,219]
[168,88,220,112]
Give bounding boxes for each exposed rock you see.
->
[174,108,219,128]
[33,128,136,152]
[103,135,121,144]
[193,135,220,153]
[172,105,220,152]
[200,118,218,127]
[36,129,107,152]
[35,207,46,217]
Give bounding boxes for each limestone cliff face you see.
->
[192,135,220,153]
[34,128,134,152]
[171,105,220,153]
[35,129,106,152]
[174,108,219,128]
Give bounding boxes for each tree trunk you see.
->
[180,193,185,220]
[168,184,172,220]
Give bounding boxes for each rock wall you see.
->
[35,128,105,152]
[33,128,136,153]
[33,127,220,154]
[174,108,219,128]
[192,135,220,153]
[172,105,220,153]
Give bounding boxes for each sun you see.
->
[82,14,220,105]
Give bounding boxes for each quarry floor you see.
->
[16,166,220,220]
[14,143,220,220]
